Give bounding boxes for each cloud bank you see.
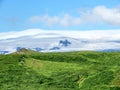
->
[0,29,120,40]
[28,6,120,26]
[0,29,120,53]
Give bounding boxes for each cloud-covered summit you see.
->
[0,28,120,54]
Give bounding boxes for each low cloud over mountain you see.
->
[0,29,120,54]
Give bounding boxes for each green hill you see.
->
[0,51,120,90]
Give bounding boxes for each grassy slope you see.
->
[0,51,120,90]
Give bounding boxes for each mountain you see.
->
[0,29,120,54]
[0,36,84,54]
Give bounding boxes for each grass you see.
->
[0,51,120,90]
[24,58,83,76]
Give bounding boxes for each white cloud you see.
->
[1,29,120,40]
[59,14,82,26]
[29,15,60,26]
[0,29,44,40]
[28,5,120,26]
[92,6,120,25]
[28,14,82,27]
[29,16,41,23]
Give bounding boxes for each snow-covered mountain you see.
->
[0,29,120,54]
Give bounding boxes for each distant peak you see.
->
[17,48,29,52]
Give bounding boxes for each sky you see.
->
[0,0,120,32]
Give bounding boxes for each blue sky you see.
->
[0,0,120,32]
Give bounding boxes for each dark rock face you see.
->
[34,48,43,52]
[16,47,43,52]
[100,49,120,52]
[17,48,28,52]
[0,51,9,54]
[49,47,60,50]
[59,40,71,47]
[16,47,22,51]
